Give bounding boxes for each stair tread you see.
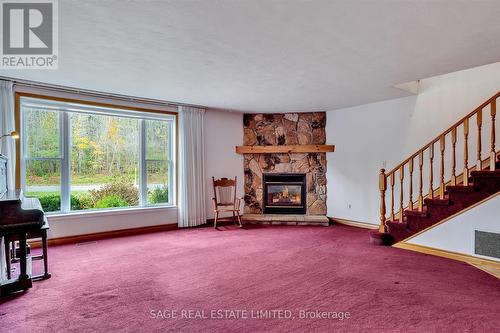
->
[381,150,500,244]
[386,220,408,228]
[470,170,500,177]
[424,197,450,205]
[404,210,427,217]
[446,185,476,192]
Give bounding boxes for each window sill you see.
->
[47,205,177,221]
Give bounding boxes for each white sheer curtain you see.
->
[0,81,15,191]
[178,106,206,228]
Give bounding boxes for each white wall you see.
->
[326,61,500,224]
[47,207,178,239]
[401,62,499,157]
[204,109,244,219]
[326,96,416,223]
[408,193,500,262]
[9,61,500,237]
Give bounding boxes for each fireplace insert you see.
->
[263,173,306,214]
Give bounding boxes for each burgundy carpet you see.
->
[1,224,499,332]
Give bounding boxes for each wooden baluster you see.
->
[464,118,469,186]
[399,165,404,221]
[477,109,482,169]
[451,127,457,185]
[390,173,395,221]
[418,151,424,211]
[490,100,497,171]
[379,169,387,233]
[408,158,414,211]
[439,135,445,199]
[428,143,434,199]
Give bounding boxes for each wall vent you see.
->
[475,230,500,259]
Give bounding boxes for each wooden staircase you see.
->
[371,92,499,245]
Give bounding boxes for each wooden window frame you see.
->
[15,92,179,213]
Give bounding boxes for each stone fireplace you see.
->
[240,112,330,224]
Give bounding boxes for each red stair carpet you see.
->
[1,225,499,332]
[377,157,500,244]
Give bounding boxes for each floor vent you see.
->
[475,230,500,259]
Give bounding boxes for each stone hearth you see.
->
[242,214,329,226]
[243,112,327,217]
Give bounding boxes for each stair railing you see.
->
[378,92,499,233]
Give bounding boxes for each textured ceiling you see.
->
[2,0,500,112]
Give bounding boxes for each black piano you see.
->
[0,154,50,296]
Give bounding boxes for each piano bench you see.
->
[5,223,51,281]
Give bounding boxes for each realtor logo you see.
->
[1,0,58,69]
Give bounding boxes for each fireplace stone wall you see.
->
[243,112,327,215]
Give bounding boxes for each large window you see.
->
[20,96,176,213]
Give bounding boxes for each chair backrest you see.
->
[213,176,237,205]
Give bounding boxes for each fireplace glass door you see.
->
[266,184,302,206]
[263,173,306,214]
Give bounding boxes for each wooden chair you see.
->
[212,177,242,229]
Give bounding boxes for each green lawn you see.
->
[27,173,166,185]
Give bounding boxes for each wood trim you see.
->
[470,263,500,279]
[398,191,499,243]
[235,145,335,154]
[328,217,378,230]
[29,223,178,248]
[393,242,500,270]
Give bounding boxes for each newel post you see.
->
[379,169,387,233]
[490,100,496,170]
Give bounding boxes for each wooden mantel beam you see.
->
[235,145,335,154]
